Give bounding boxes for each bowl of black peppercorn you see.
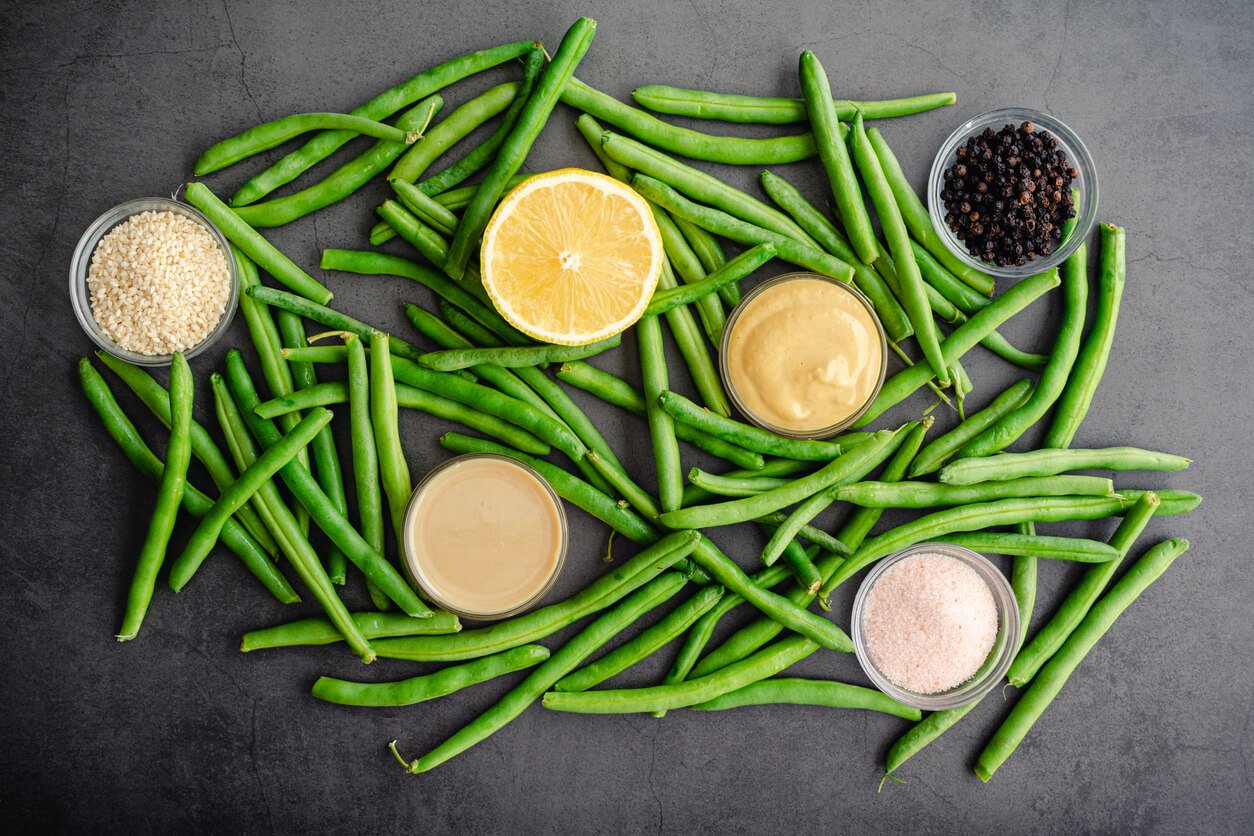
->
[928,107,1097,279]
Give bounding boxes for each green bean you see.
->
[281,346,353,364]
[768,531,824,593]
[932,532,1120,563]
[1012,522,1038,648]
[645,243,774,318]
[957,228,1088,458]
[850,113,948,383]
[940,446,1192,485]
[600,131,816,244]
[445,19,596,280]
[391,178,458,234]
[1044,223,1127,448]
[276,311,348,582]
[555,361,764,470]
[242,611,460,651]
[660,429,899,529]
[637,315,683,512]
[836,475,1115,508]
[183,183,335,310]
[692,677,921,720]
[821,494,1159,597]
[762,489,845,569]
[855,268,1059,427]
[673,215,735,303]
[255,381,345,418]
[376,529,699,665]
[682,457,812,506]
[112,352,190,640]
[396,570,688,773]
[633,175,854,281]
[343,334,392,611]
[319,249,530,347]
[799,52,878,264]
[427,175,531,213]
[1008,492,1160,686]
[78,359,299,605]
[864,126,996,295]
[235,100,439,224]
[229,41,535,206]
[224,359,376,661]
[223,349,429,619]
[758,169,913,341]
[555,585,725,693]
[368,330,412,545]
[753,513,850,556]
[563,77,818,165]
[378,199,451,269]
[195,112,420,175]
[316,644,549,707]
[630,85,956,125]
[170,408,332,585]
[659,390,846,462]
[909,379,1034,477]
[404,304,551,414]
[94,350,280,558]
[691,420,929,679]
[418,334,621,372]
[687,469,791,497]
[389,82,520,185]
[650,208,725,343]
[241,285,421,363]
[978,537,1190,781]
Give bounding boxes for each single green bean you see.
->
[369,330,412,545]
[855,268,1059,427]
[563,77,818,165]
[933,532,1120,563]
[659,389,845,461]
[78,359,299,605]
[116,351,191,640]
[196,112,419,175]
[692,677,921,720]
[645,243,774,317]
[242,611,461,651]
[630,85,955,125]
[1012,522,1038,648]
[836,475,1115,508]
[865,126,995,296]
[342,334,393,611]
[170,408,332,584]
[375,530,699,665]
[255,381,346,418]
[182,182,332,304]
[445,18,597,279]
[418,334,621,372]
[237,90,455,218]
[659,429,899,529]
[909,379,1033,477]
[389,82,520,184]
[554,585,725,692]
[939,446,1192,485]
[1044,223,1127,448]
[687,469,792,497]
[681,457,812,506]
[229,41,534,206]
[281,346,351,364]
[633,175,854,281]
[799,52,878,264]
[638,315,683,512]
[314,645,549,707]
[397,570,688,773]
[977,537,1190,781]
[555,361,764,470]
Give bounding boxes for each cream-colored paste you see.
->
[726,277,883,433]
[406,457,562,616]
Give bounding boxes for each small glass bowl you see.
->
[719,272,887,440]
[851,542,1020,711]
[70,196,238,366]
[401,453,569,621]
[927,107,1099,280]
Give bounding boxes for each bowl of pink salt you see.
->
[851,543,1020,710]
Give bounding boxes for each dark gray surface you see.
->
[2,0,1251,832]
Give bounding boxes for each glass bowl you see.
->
[70,196,238,366]
[927,107,1098,280]
[718,272,887,439]
[851,542,1020,711]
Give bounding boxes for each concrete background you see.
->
[2,0,1251,832]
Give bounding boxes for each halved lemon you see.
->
[480,168,664,346]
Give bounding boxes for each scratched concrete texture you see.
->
[1,0,1251,832]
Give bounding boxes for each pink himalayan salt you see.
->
[863,552,998,694]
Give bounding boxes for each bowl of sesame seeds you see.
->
[70,196,237,366]
[927,107,1098,280]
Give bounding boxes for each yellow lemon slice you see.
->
[480,168,664,346]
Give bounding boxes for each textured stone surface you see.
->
[2,1,1251,832]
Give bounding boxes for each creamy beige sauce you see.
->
[726,277,883,433]
[406,457,563,616]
